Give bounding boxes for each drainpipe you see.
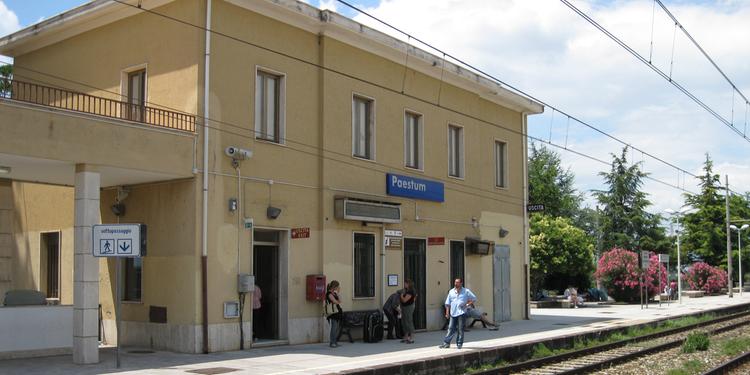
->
[201,0,212,354]
[381,226,386,309]
[522,112,530,320]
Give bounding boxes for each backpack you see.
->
[363,311,384,343]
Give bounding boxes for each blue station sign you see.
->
[386,173,444,202]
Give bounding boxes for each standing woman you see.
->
[400,279,417,344]
[325,280,343,348]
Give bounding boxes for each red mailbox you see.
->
[306,274,326,301]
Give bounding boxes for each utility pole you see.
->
[727,175,733,298]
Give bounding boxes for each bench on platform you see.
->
[683,290,705,298]
[337,310,380,343]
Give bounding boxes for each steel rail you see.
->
[701,350,750,375]
[469,309,750,375]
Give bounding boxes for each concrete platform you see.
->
[1,294,749,375]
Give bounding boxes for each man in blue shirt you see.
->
[439,278,476,349]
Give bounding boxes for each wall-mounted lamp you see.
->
[111,203,126,217]
[0,166,10,174]
[471,217,479,229]
[498,227,509,238]
[229,198,238,212]
[267,206,282,220]
[111,186,130,217]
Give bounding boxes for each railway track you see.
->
[702,350,750,374]
[469,309,750,375]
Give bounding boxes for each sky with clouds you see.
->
[1,0,748,216]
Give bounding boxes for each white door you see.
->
[493,245,511,322]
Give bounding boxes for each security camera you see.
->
[225,146,253,160]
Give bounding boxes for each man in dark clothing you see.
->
[382,291,403,340]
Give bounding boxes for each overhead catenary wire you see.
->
[654,0,749,106]
[99,1,709,195]
[100,0,707,196]
[332,0,711,178]
[559,0,750,143]
[3,1,709,198]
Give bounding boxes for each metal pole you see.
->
[726,175,733,298]
[115,257,121,368]
[740,231,743,296]
[677,220,682,304]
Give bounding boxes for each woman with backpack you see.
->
[325,280,343,348]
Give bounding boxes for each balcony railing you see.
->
[0,78,195,132]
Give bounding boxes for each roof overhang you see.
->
[0,0,543,114]
[226,0,543,114]
[0,0,173,57]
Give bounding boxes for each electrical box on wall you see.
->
[306,274,326,301]
[238,274,254,293]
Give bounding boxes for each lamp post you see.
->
[666,207,691,304]
[730,224,749,296]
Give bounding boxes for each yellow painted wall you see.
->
[3,0,533,351]
[13,0,203,117]
[4,182,74,305]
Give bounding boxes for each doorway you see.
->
[493,245,511,322]
[403,238,426,330]
[253,229,280,341]
[40,232,61,299]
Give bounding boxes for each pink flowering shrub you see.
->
[644,254,668,297]
[594,248,640,302]
[594,248,667,302]
[684,262,727,294]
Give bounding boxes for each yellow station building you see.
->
[0,0,542,361]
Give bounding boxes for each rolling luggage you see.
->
[363,310,384,343]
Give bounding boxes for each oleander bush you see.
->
[684,262,727,294]
[594,248,665,302]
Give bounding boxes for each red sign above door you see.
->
[428,237,445,246]
[291,227,310,239]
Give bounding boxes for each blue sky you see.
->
[1,0,748,215]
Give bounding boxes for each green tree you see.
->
[682,155,727,267]
[594,147,667,252]
[0,64,11,97]
[529,215,595,293]
[528,143,582,219]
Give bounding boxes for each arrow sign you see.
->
[117,239,132,254]
[93,224,146,257]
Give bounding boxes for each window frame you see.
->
[119,63,148,123]
[351,93,376,161]
[254,66,287,145]
[352,231,376,299]
[121,257,143,303]
[494,139,509,189]
[447,123,465,179]
[449,240,465,285]
[403,109,424,171]
[40,231,61,300]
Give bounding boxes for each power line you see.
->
[333,0,707,178]
[654,0,749,106]
[2,1,705,199]
[106,0,707,196]
[559,0,750,143]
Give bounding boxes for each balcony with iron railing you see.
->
[0,78,196,132]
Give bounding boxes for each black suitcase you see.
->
[363,311,384,343]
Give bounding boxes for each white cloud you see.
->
[349,0,750,213]
[0,1,19,36]
[318,0,338,12]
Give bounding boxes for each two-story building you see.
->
[0,0,542,362]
